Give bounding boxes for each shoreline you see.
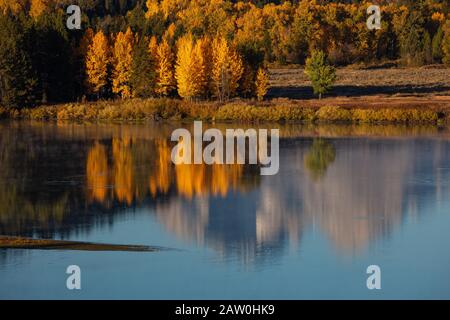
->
[1,96,450,124]
[0,236,161,252]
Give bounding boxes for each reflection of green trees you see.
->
[304,139,336,181]
[0,127,70,235]
[0,187,69,235]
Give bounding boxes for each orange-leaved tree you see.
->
[0,0,27,15]
[211,36,243,101]
[255,67,269,101]
[175,34,208,100]
[112,27,135,98]
[85,30,112,98]
[155,39,175,96]
[29,0,52,19]
[148,35,158,60]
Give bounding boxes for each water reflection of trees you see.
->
[154,138,450,262]
[86,137,255,205]
[304,139,336,181]
[0,124,79,236]
[0,123,260,238]
[2,122,450,265]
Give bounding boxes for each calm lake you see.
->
[1,120,450,299]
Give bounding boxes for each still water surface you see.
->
[0,121,450,299]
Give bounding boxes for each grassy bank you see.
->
[0,98,446,123]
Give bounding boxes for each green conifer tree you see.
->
[130,36,157,98]
[0,14,38,108]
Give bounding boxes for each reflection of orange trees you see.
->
[86,138,249,205]
[175,164,207,198]
[211,164,229,197]
[172,136,245,198]
[149,139,172,196]
[211,163,243,197]
[174,162,244,198]
[112,138,134,205]
[86,142,109,203]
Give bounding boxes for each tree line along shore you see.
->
[0,0,448,123]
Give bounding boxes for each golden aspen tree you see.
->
[211,37,228,101]
[234,4,266,60]
[155,39,175,96]
[85,30,111,97]
[192,38,208,98]
[211,36,244,101]
[227,48,244,98]
[175,35,193,99]
[145,0,159,19]
[148,35,158,59]
[0,0,27,15]
[163,23,177,44]
[160,0,188,20]
[0,0,6,13]
[255,67,269,101]
[175,34,206,100]
[29,0,51,19]
[146,0,182,21]
[112,27,134,98]
[192,37,209,98]
[148,36,159,95]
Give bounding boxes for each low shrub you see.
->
[316,106,352,121]
[0,99,443,124]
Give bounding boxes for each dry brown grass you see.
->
[269,65,450,101]
[270,65,450,91]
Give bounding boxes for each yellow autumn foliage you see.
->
[255,67,269,101]
[86,142,109,203]
[113,138,134,205]
[148,35,158,59]
[0,0,27,15]
[145,0,159,19]
[112,27,135,98]
[175,34,208,99]
[85,31,111,96]
[211,36,244,101]
[29,0,51,18]
[155,39,175,96]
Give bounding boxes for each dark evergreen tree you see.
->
[130,35,156,98]
[0,14,38,108]
[432,27,444,63]
[25,13,76,103]
[423,31,433,65]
